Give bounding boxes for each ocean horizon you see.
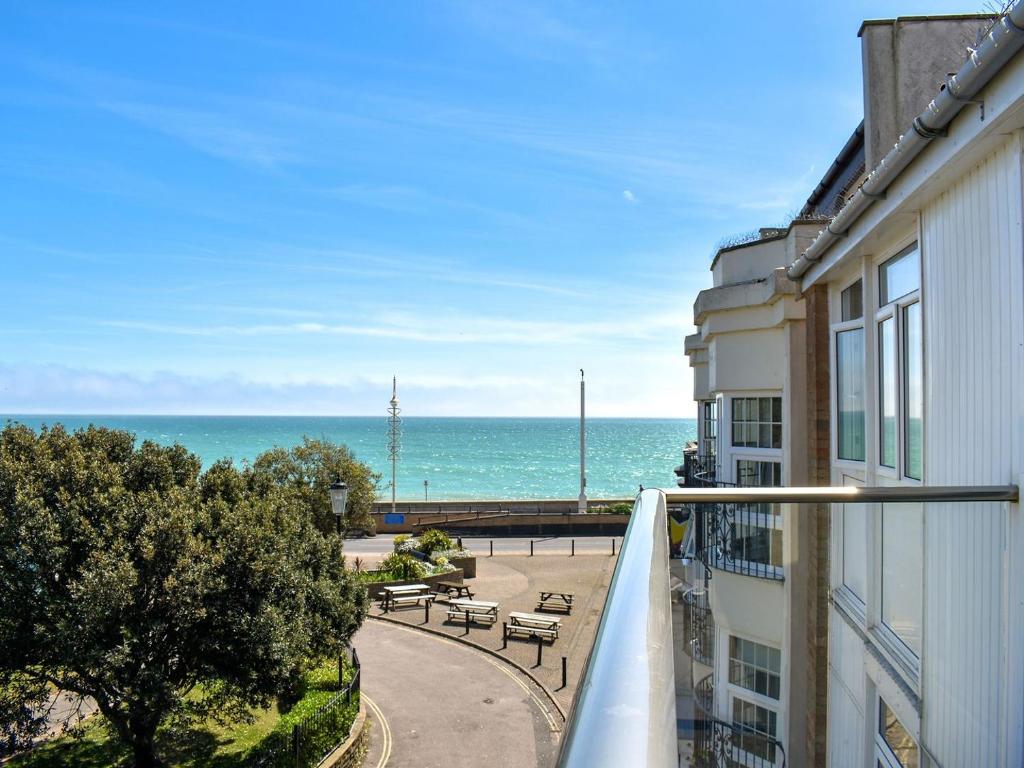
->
[2,414,695,501]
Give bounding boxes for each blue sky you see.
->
[1,0,976,417]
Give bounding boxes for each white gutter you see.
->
[788,2,1024,280]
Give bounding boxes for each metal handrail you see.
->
[666,485,1019,504]
[556,489,676,768]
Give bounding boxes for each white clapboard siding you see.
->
[828,617,866,768]
[919,132,1024,766]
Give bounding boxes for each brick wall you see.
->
[803,283,831,767]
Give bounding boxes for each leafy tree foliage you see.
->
[249,438,380,535]
[0,424,368,767]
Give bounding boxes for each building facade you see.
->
[789,10,1024,767]
[678,9,1023,767]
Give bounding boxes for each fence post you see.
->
[490,540,494,557]
[571,539,575,557]
[424,599,430,624]
[612,538,616,556]
[535,634,543,667]
[502,621,508,649]
[292,723,301,768]
[562,656,567,689]
[464,609,470,636]
[530,540,534,557]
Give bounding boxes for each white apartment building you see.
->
[787,8,1024,767]
[683,220,827,767]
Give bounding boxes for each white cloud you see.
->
[622,189,638,204]
[97,307,689,346]
[0,363,694,417]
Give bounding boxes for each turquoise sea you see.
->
[2,415,695,501]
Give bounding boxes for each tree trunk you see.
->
[128,719,161,768]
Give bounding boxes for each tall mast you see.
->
[387,376,401,515]
[579,369,587,513]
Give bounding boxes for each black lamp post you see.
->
[329,479,349,536]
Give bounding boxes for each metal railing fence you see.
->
[248,647,361,768]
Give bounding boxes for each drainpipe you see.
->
[788,2,1024,280]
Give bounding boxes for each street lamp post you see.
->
[329,479,349,536]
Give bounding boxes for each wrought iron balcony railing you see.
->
[681,453,718,487]
[693,675,787,768]
[696,498,784,581]
[681,587,714,666]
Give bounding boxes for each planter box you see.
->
[363,568,465,600]
[450,555,476,579]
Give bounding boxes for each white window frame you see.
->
[874,696,921,768]
[831,273,868,468]
[724,634,784,767]
[873,243,923,484]
[730,457,784,578]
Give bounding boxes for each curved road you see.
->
[357,620,561,768]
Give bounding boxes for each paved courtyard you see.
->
[366,553,617,711]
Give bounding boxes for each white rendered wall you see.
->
[708,329,785,394]
[917,132,1024,766]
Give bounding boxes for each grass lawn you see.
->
[9,659,356,768]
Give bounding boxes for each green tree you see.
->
[249,437,380,535]
[0,424,368,767]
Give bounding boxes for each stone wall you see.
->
[320,701,368,768]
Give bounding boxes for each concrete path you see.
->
[356,619,561,768]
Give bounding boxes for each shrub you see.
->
[418,529,453,557]
[393,534,410,550]
[378,552,428,581]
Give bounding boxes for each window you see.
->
[701,400,717,458]
[904,303,923,480]
[729,637,781,700]
[881,503,922,657]
[836,328,865,460]
[876,699,919,768]
[728,636,781,765]
[732,698,779,764]
[878,318,897,467]
[879,246,921,305]
[735,460,783,567]
[841,502,868,603]
[731,397,782,449]
[876,243,923,481]
[841,279,863,321]
[736,459,781,487]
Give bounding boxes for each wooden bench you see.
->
[433,581,474,599]
[380,584,430,612]
[446,598,498,625]
[536,591,574,613]
[390,594,436,610]
[506,611,561,641]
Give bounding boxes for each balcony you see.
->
[679,453,718,487]
[693,675,786,768]
[696,499,784,581]
[681,587,715,666]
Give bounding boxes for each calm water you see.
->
[2,415,695,500]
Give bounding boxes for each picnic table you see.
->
[380,584,431,612]
[536,591,575,613]
[506,611,562,641]
[433,580,474,599]
[447,598,499,625]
